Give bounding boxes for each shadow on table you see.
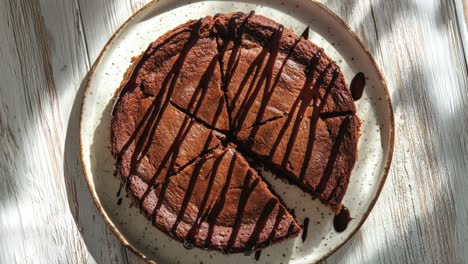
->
[63,74,132,264]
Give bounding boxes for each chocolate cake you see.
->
[111,12,360,254]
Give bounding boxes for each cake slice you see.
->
[116,17,229,132]
[129,146,301,253]
[112,89,222,184]
[237,114,359,211]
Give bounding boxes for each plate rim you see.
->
[78,1,395,263]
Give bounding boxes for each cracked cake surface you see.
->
[111,12,359,254]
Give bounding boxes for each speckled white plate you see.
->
[79,0,394,263]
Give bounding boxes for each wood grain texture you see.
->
[0,0,467,263]
[455,0,468,66]
[0,0,89,263]
[321,1,468,263]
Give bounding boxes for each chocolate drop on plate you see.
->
[302,217,310,242]
[333,207,352,232]
[255,250,262,261]
[350,72,366,101]
[116,183,123,197]
[183,240,194,250]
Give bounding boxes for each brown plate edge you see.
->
[77,1,395,263]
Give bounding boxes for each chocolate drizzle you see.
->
[150,53,216,225]
[248,25,309,140]
[287,221,296,234]
[266,206,285,244]
[231,25,284,133]
[112,12,358,254]
[170,157,205,234]
[116,183,123,197]
[225,170,260,253]
[302,217,309,242]
[115,19,207,196]
[244,198,278,253]
[269,50,323,165]
[112,26,194,115]
[299,63,340,183]
[182,151,226,245]
[301,26,310,40]
[315,115,352,195]
[204,153,238,249]
[333,206,352,232]
[350,72,365,101]
[218,12,255,133]
[254,250,262,261]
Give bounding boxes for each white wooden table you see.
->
[1,0,467,263]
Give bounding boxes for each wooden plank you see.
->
[128,0,149,13]
[0,0,88,262]
[41,0,130,262]
[322,0,468,263]
[0,0,130,263]
[77,0,133,63]
[455,0,468,66]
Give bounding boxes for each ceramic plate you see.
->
[79,0,394,263]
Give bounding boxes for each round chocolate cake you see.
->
[111,12,359,254]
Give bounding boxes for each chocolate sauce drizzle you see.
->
[176,150,226,243]
[116,183,123,197]
[316,115,352,197]
[218,12,255,133]
[299,63,340,182]
[115,18,206,188]
[225,170,260,253]
[113,19,225,231]
[333,206,352,232]
[254,250,262,261]
[113,11,356,253]
[112,26,195,116]
[301,26,310,40]
[149,33,219,225]
[231,25,284,134]
[350,72,366,101]
[244,198,278,253]
[204,153,238,249]
[248,25,310,140]
[302,217,310,242]
[266,206,285,244]
[287,221,296,234]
